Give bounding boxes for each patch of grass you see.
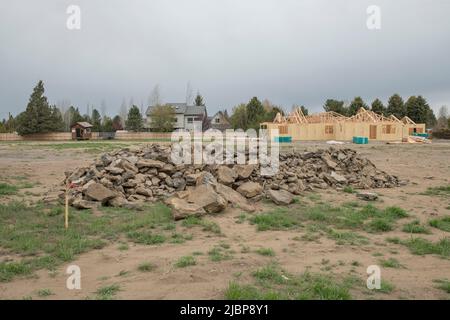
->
[401,237,450,257]
[429,216,450,232]
[365,218,394,233]
[137,262,156,272]
[0,261,32,282]
[256,248,275,257]
[422,185,450,197]
[208,247,233,262]
[175,255,196,268]
[95,284,121,300]
[379,258,403,269]
[378,280,395,294]
[402,220,430,234]
[0,183,18,195]
[126,231,165,245]
[327,229,369,245]
[250,208,300,231]
[343,186,355,194]
[37,288,53,297]
[118,243,129,251]
[433,279,450,294]
[227,264,352,300]
[181,216,221,234]
[385,237,401,244]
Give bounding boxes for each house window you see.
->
[215,118,220,123]
[382,125,396,134]
[260,124,267,129]
[325,125,334,134]
[187,118,193,124]
[278,125,288,134]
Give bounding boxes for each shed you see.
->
[71,122,93,140]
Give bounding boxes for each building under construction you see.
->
[260,107,426,141]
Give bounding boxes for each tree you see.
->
[112,115,123,131]
[435,106,448,131]
[371,98,385,115]
[246,97,265,128]
[50,106,65,132]
[91,109,102,131]
[149,105,176,132]
[101,116,114,132]
[348,97,367,116]
[230,103,248,130]
[386,94,405,119]
[300,105,309,116]
[149,85,161,106]
[16,80,62,135]
[64,106,84,127]
[126,105,143,132]
[323,99,347,116]
[405,96,434,125]
[194,92,205,106]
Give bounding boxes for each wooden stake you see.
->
[65,189,69,230]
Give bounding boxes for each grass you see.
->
[378,280,395,294]
[429,216,450,232]
[95,284,121,300]
[37,288,54,297]
[326,229,369,245]
[343,186,355,194]
[0,201,182,282]
[402,220,430,234]
[379,258,403,269]
[250,208,300,231]
[433,279,450,294]
[365,218,394,233]
[208,246,233,262]
[256,247,275,257]
[226,264,353,300]
[181,216,221,234]
[401,237,450,257]
[175,255,196,268]
[0,183,18,195]
[422,185,450,197]
[137,262,156,272]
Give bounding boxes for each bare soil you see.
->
[0,140,449,300]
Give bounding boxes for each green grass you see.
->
[255,247,275,257]
[365,218,394,233]
[429,216,450,232]
[343,186,355,194]
[250,208,300,231]
[326,229,369,245]
[379,258,403,269]
[226,264,353,300]
[402,220,430,234]
[181,216,221,234]
[175,255,196,268]
[137,262,156,272]
[378,280,395,294]
[37,288,54,297]
[422,185,450,197]
[95,284,121,300]
[401,237,450,257]
[433,279,450,294]
[208,247,233,262]
[0,183,18,195]
[0,201,181,282]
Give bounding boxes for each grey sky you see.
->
[1,0,449,119]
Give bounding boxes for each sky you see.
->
[1,0,450,119]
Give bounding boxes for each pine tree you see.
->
[194,92,205,106]
[112,115,123,131]
[126,105,143,132]
[246,97,265,128]
[405,96,430,124]
[16,80,56,135]
[348,97,367,116]
[323,99,348,116]
[386,94,406,119]
[91,109,102,131]
[370,99,385,115]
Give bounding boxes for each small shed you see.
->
[71,122,93,140]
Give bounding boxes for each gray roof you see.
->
[146,103,205,116]
[74,122,93,128]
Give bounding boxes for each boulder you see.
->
[356,192,378,201]
[215,183,255,212]
[330,171,347,183]
[165,197,206,220]
[237,182,263,198]
[83,183,116,203]
[135,187,153,197]
[234,165,255,179]
[136,159,166,169]
[217,166,236,185]
[267,189,294,205]
[187,184,227,213]
[72,198,98,210]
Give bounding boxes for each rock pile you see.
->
[61,144,403,219]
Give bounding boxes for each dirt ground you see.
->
[0,140,449,300]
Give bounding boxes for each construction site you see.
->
[261,108,427,142]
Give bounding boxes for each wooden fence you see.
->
[0,132,173,141]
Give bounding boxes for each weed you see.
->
[429,216,450,232]
[250,208,300,231]
[379,258,403,269]
[175,255,196,268]
[95,284,121,300]
[138,262,156,272]
[256,248,275,257]
[37,288,53,297]
[433,279,450,294]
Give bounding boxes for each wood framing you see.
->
[261,107,426,142]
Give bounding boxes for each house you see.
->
[71,122,93,140]
[261,107,426,142]
[209,110,232,131]
[145,103,207,131]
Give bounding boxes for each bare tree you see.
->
[101,100,107,118]
[119,98,128,129]
[435,105,449,131]
[185,81,193,105]
[148,85,162,106]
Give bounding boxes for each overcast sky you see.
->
[1,0,449,118]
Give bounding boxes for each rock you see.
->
[356,192,378,201]
[83,183,116,203]
[72,198,98,209]
[217,166,236,185]
[105,166,124,175]
[215,183,255,212]
[108,196,129,207]
[330,171,347,183]
[234,165,255,179]
[135,187,153,197]
[187,184,227,213]
[165,197,206,220]
[237,182,263,198]
[267,189,294,205]
[136,159,166,169]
